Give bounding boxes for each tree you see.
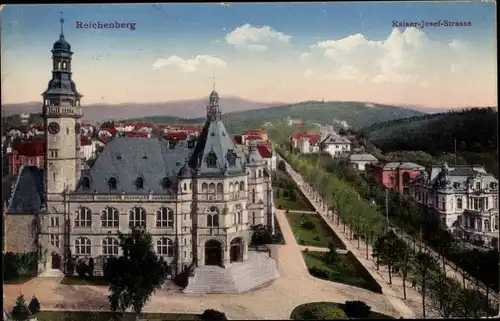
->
[28,296,41,315]
[344,300,371,318]
[394,239,412,300]
[106,227,168,320]
[201,309,228,321]
[323,243,339,265]
[429,275,461,318]
[413,252,436,318]
[11,295,30,321]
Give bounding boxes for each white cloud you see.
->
[299,52,312,61]
[248,44,268,52]
[305,27,485,86]
[152,55,227,73]
[225,24,291,51]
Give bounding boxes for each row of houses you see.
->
[364,160,499,249]
[287,129,498,249]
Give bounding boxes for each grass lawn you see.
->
[35,311,202,321]
[274,187,315,212]
[3,275,35,284]
[290,302,395,319]
[303,251,381,293]
[286,212,346,249]
[60,275,108,286]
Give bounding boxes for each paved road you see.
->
[278,154,499,306]
[279,156,447,318]
[3,211,402,320]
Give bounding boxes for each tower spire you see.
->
[212,73,217,91]
[60,12,65,38]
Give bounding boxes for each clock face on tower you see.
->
[48,122,60,135]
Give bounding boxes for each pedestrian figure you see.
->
[411,279,416,288]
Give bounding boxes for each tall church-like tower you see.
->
[42,14,83,196]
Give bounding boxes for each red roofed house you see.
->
[80,136,99,161]
[164,131,188,141]
[9,141,45,175]
[242,129,268,142]
[123,131,150,138]
[257,145,276,172]
[290,132,321,154]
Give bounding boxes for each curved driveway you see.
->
[4,209,401,320]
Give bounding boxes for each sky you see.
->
[1,2,497,108]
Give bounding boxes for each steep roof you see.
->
[78,137,193,194]
[188,91,245,178]
[6,166,45,214]
[349,153,377,162]
[257,145,272,158]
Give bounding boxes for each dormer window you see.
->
[207,151,217,168]
[135,177,144,189]
[475,182,481,190]
[108,177,117,190]
[81,177,91,190]
[162,177,171,189]
[226,149,237,167]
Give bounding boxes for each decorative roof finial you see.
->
[60,12,65,38]
[212,72,217,91]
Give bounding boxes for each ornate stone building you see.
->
[5,18,275,280]
[409,162,499,249]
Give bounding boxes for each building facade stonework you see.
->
[5,20,275,279]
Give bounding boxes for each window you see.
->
[50,234,60,248]
[494,197,499,210]
[252,170,256,179]
[473,198,485,211]
[239,181,244,191]
[258,170,262,178]
[129,207,146,228]
[208,183,216,195]
[207,152,217,167]
[75,207,92,228]
[456,197,463,210]
[157,237,174,257]
[207,206,219,227]
[183,183,187,191]
[162,177,171,189]
[49,149,59,158]
[477,218,482,231]
[252,189,256,203]
[81,177,91,190]
[156,207,174,228]
[216,183,223,194]
[476,182,481,190]
[441,200,446,211]
[135,177,144,189]
[50,216,60,227]
[102,237,119,256]
[66,127,69,135]
[108,177,117,189]
[252,212,255,225]
[101,207,119,228]
[201,183,208,193]
[234,204,242,225]
[485,219,491,231]
[229,183,234,199]
[75,237,91,255]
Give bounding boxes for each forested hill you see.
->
[361,107,497,153]
[361,107,498,177]
[221,101,424,131]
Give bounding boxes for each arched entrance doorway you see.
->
[205,240,222,266]
[230,237,244,263]
[51,252,61,270]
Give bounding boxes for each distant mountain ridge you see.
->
[0,97,286,122]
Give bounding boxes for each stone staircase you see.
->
[184,251,280,294]
[38,269,64,278]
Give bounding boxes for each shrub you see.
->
[294,303,347,320]
[4,252,20,281]
[313,236,320,241]
[88,257,95,277]
[201,309,228,321]
[301,220,315,230]
[65,249,74,275]
[76,260,89,278]
[11,295,30,321]
[28,296,40,314]
[309,266,330,280]
[304,248,309,252]
[298,239,305,245]
[344,300,371,318]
